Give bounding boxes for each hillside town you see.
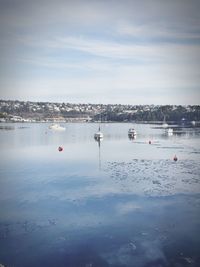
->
[0,99,199,123]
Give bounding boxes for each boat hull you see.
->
[49,124,65,131]
[128,128,137,137]
[94,132,103,140]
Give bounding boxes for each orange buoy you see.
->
[149,140,152,144]
[173,155,178,161]
[58,146,63,152]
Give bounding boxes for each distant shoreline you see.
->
[1,120,200,125]
[1,100,200,123]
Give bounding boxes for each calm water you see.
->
[0,123,200,267]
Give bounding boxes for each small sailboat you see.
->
[128,128,137,137]
[94,125,103,140]
[94,106,103,140]
[49,123,65,131]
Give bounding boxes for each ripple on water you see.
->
[105,159,200,196]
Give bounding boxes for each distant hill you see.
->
[0,100,199,123]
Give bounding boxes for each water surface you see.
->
[0,123,200,267]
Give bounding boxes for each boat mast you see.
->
[99,104,102,131]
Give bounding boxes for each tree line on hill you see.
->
[0,100,199,122]
[94,105,200,122]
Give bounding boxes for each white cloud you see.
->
[2,61,199,105]
[117,22,200,40]
[0,0,200,104]
[16,31,200,62]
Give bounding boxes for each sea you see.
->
[0,122,200,267]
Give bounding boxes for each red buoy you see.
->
[173,155,178,161]
[58,146,63,152]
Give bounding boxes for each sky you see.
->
[0,0,200,105]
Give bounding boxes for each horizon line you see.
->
[0,99,199,107]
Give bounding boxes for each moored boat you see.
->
[128,128,137,137]
[94,125,103,140]
[49,123,65,131]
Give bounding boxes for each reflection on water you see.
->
[94,138,102,171]
[128,135,137,141]
[0,125,15,130]
[106,159,200,196]
[0,123,200,267]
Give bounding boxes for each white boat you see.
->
[167,128,173,135]
[94,125,103,140]
[49,123,65,131]
[162,122,168,128]
[128,128,137,136]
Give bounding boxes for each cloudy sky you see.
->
[0,0,200,104]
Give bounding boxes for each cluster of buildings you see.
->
[0,100,199,123]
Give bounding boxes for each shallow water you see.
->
[0,123,200,267]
